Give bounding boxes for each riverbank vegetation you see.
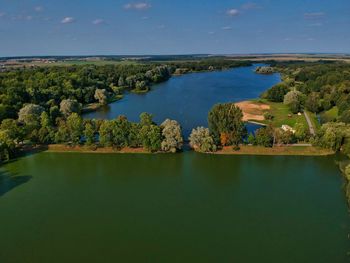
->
[0,107,184,162]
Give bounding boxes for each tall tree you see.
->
[208,103,246,146]
[66,113,83,145]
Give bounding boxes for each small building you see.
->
[281,125,296,134]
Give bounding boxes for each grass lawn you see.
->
[254,99,308,129]
[320,106,338,123]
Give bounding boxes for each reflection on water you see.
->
[0,170,32,197]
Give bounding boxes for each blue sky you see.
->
[0,0,349,56]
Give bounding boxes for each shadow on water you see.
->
[0,170,32,197]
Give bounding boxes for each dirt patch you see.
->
[235,101,270,121]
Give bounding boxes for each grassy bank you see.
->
[215,145,334,156]
[47,144,150,154]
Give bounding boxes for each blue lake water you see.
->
[84,64,281,136]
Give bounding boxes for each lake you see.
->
[84,64,281,136]
[0,152,349,262]
[0,65,349,262]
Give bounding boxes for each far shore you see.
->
[214,145,334,156]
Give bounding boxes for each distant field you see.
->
[1,59,139,68]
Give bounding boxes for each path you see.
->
[304,111,315,136]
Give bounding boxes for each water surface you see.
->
[84,65,281,135]
[0,152,349,262]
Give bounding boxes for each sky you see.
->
[0,0,349,57]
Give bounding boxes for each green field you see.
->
[256,99,308,129]
[320,106,338,123]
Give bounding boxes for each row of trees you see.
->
[0,108,183,162]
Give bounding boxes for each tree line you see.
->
[0,107,183,161]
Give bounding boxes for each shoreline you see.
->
[41,144,334,157]
[46,144,151,154]
[213,145,334,156]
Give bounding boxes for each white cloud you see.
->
[208,31,215,35]
[222,26,232,30]
[304,12,325,20]
[124,2,151,10]
[34,6,44,12]
[92,19,105,25]
[0,12,6,18]
[226,9,239,16]
[61,17,75,24]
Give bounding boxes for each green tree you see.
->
[283,90,305,114]
[111,116,131,149]
[128,123,142,148]
[140,125,162,152]
[99,120,114,147]
[66,113,83,145]
[254,127,273,147]
[18,104,45,124]
[160,119,183,153]
[60,99,81,117]
[208,103,246,146]
[305,92,321,113]
[84,122,95,146]
[264,83,289,102]
[0,130,16,162]
[340,110,350,124]
[49,106,61,124]
[94,89,109,105]
[38,112,54,144]
[54,120,69,143]
[140,112,154,127]
[189,127,216,152]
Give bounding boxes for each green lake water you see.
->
[0,152,349,262]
